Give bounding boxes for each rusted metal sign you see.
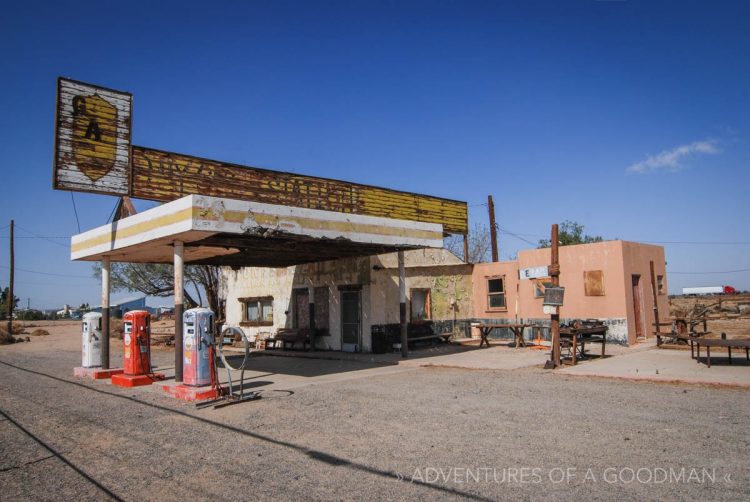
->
[53,78,132,195]
[130,147,467,234]
[543,286,565,307]
[53,78,468,234]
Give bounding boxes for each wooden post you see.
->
[398,250,408,358]
[101,256,110,369]
[550,224,561,367]
[649,260,660,338]
[488,195,498,262]
[174,241,184,383]
[308,286,315,352]
[7,220,14,338]
[463,232,470,263]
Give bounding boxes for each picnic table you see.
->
[473,323,530,348]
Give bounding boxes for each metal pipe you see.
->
[174,241,184,383]
[100,257,110,369]
[398,250,408,358]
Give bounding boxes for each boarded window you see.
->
[410,289,431,321]
[240,297,274,326]
[314,287,330,330]
[486,277,506,310]
[584,270,605,296]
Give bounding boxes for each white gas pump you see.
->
[81,312,103,368]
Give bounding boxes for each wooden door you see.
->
[632,275,644,339]
[341,290,361,350]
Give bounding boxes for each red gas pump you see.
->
[123,310,151,375]
[112,310,165,387]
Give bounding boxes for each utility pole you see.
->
[7,220,14,336]
[487,195,498,262]
[550,223,561,367]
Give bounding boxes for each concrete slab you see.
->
[111,372,166,388]
[73,366,124,379]
[559,347,750,387]
[161,382,226,402]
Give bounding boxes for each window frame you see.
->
[485,276,507,312]
[410,288,432,322]
[657,275,665,295]
[239,296,274,327]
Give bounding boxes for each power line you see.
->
[0,265,91,279]
[0,236,68,239]
[668,268,750,275]
[70,192,81,233]
[14,225,69,248]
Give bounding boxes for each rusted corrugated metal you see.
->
[53,78,132,195]
[131,146,468,234]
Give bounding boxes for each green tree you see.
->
[92,263,223,318]
[0,287,20,320]
[537,220,604,248]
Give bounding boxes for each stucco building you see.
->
[472,241,668,345]
[222,240,668,350]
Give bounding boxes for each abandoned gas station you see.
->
[55,77,471,400]
[56,77,670,403]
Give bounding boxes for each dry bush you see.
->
[0,330,12,344]
[30,328,50,337]
[110,319,124,339]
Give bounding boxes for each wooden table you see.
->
[695,337,750,368]
[559,325,607,365]
[473,323,530,348]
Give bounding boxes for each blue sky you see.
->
[1,0,749,309]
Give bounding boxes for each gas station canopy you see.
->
[71,195,445,267]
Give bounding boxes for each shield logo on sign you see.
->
[71,94,118,182]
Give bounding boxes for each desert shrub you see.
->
[30,328,50,337]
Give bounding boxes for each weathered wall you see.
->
[223,248,473,351]
[471,241,668,345]
[621,242,669,345]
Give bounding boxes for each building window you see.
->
[292,289,309,329]
[486,277,506,310]
[584,270,605,296]
[410,289,431,322]
[533,280,546,299]
[657,275,665,295]
[240,297,273,326]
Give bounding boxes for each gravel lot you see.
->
[0,324,748,501]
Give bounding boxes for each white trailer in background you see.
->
[682,286,724,295]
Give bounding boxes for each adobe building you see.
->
[222,240,668,350]
[472,240,668,345]
[222,248,473,352]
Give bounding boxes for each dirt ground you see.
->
[669,295,750,338]
[0,322,748,501]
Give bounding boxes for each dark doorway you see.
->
[632,275,644,340]
[341,289,361,351]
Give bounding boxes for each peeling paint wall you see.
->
[222,248,473,351]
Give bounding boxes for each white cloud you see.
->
[627,139,720,174]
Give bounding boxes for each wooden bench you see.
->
[694,338,750,368]
[273,328,312,350]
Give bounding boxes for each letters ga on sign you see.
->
[53,78,132,195]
